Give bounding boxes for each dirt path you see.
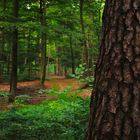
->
[0,79,79,92]
[0,75,91,110]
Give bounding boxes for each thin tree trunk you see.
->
[10,0,19,97]
[7,53,10,76]
[40,0,47,86]
[64,66,67,77]
[46,56,50,76]
[3,0,6,11]
[87,0,140,139]
[7,34,12,77]
[54,64,57,75]
[97,0,103,42]
[57,58,61,76]
[79,0,89,69]
[35,34,40,78]
[27,30,31,80]
[0,0,7,80]
[70,35,75,74]
[0,30,5,79]
[87,33,93,75]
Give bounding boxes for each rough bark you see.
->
[10,0,19,96]
[87,0,140,139]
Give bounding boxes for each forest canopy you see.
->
[0,0,104,85]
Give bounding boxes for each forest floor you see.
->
[0,75,91,110]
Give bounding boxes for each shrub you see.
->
[0,97,90,140]
[73,64,95,87]
[15,95,32,104]
[0,92,10,104]
[36,89,48,94]
[0,92,11,97]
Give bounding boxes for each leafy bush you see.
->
[15,95,32,104]
[0,97,90,140]
[0,92,11,97]
[73,64,95,87]
[36,89,48,94]
[0,92,10,104]
[48,85,72,95]
[51,84,61,91]
[0,97,9,104]
[74,64,86,79]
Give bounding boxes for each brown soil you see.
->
[0,75,91,110]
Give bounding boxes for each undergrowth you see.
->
[0,90,90,140]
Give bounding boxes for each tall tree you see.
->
[70,35,75,74]
[10,0,19,96]
[79,0,89,69]
[87,0,140,139]
[40,0,47,86]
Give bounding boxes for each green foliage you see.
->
[0,92,10,104]
[73,64,95,86]
[51,84,61,91]
[0,92,10,97]
[0,0,104,80]
[0,96,90,140]
[36,89,48,95]
[0,97,9,104]
[74,64,86,79]
[48,85,73,100]
[15,95,32,105]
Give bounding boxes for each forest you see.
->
[0,0,140,140]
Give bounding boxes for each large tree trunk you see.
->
[87,0,140,139]
[10,0,19,96]
[40,0,47,86]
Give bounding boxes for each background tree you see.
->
[0,0,104,83]
[87,0,140,139]
[39,0,47,86]
[10,0,19,95]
